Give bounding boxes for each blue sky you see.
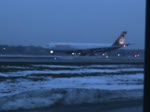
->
[0,0,146,49]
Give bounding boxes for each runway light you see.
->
[123,44,126,48]
[134,54,140,58]
[118,54,120,56]
[102,54,105,56]
[105,55,109,58]
[72,52,75,55]
[50,50,54,54]
[3,48,6,50]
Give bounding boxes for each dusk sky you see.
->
[0,0,146,49]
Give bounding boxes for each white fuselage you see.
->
[47,43,112,51]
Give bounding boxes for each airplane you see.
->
[45,31,131,56]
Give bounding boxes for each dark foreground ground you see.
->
[10,100,143,112]
[18,105,142,112]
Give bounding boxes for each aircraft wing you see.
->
[62,46,120,55]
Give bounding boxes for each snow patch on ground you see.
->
[0,74,143,97]
[0,68,143,77]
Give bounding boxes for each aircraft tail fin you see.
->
[112,31,127,46]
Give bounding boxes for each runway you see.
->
[0,55,144,64]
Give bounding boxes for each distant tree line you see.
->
[0,45,50,55]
